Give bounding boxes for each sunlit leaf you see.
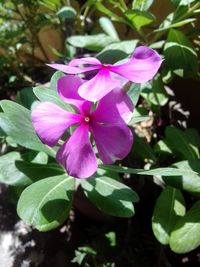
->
[170,200,200,253]
[152,186,185,245]
[17,175,75,231]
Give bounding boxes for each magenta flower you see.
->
[31,75,133,179]
[47,46,162,101]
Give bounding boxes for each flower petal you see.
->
[92,88,134,124]
[47,63,100,74]
[57,75,92,114]
[110,46,163,83]
[56,123,97,179]
[91,123,133,164]
[69,57,102,66]
[31,102,82,147]
[78,69,120,101]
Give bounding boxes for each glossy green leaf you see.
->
[99,17,119,40]
[15,161,64,185]
[154,140,173,155]
[57,6,77,19]
[39,0,62,11]
[141,75,169,106]
[17,175,75,231]
[67,34,115,52]
[129,115,150,125]
[133,135,156,162]
[49,71,65,91]
[99,164,199,177]
[152,186,185,245]
[163,160,200,195]
[128,83,142,106]
[171,0,196,6]
[184,128,200,149]
[125,10,155,31]
[150,41,165,49]
[29,151,48,164]
[99,40,138,55]
[0,101,55,157]
[164,29,198,77]
[97,40,138,64]
[170,200,200,253]
[0,152,29,186]
[95,2,127,24]
[33,86,74,112]
[154,18,196,32]
[81,175,139,217]
[132,0,154,11]
[0,124,5,138]
[17,87,37,109]
[165,126,199,161]
[0,151,64,186]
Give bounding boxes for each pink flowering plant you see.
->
[0,44,165,231]
[32,76,134,179]
[32,46,162,179]
[1,1,200,261]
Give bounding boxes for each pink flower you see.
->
[31,76,133,179]
[47,46,163,101]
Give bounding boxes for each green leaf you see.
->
[6,136,17,147]
[57,6,77,19]
[132,0,154,11]
[95,2,128,24]
[0,152,29,186]
[169,200,200,253]
[17,175,75,231]
[71,251,87,266]
[165,126,199,161]
[72,246,96,265]
[171,0,196,6]
[105,231,116,247]
[154,140,173,155]
[0,152,64,186]
[29,151,48,164]
[49,71,65,91]
[97,40,138,64]
[0,123,6,138]
[81,175,139,217]
[152,186,185,245]
[154,18,196,32]
[15,161,64,184]
[164,29,198,77]
[99,17,119,40]
[128,83,142,106]
[99,40,138,55]
[39,0,62,11]
[163,160,200,195]
[141,75,169,106]
[150,41,165,49]
[125,10,155,31]
[17,87,37,109]
[0,101,55,157]
[185,128,200,150]
[67,34,116,52]
[99,164,199,177]
[133,135,156,162]
[129,115,150,125]
[33,86,74,112]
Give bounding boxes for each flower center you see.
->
[102,64,111,70]
[84,116,90,123]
